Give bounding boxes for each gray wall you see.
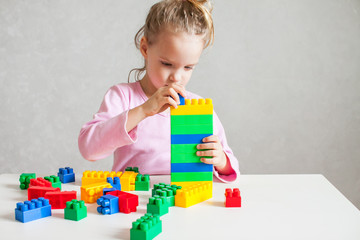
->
[1,0,359,209]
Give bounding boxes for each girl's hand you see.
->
[141,83,186,117]
[196,135,227,169]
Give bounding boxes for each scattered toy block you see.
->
[103,187,117,195]
[107,177,121,190]
[130,213,162,240]
[44,191,77,209]
[120,171,138,191]
[225,188,241,208]
[28,186,60,200]
[152,183,182,207]
[64,200,87,221]
[58,167,75,183]
[44,175,62,190]
[125,167,139,173]
[147,195,169,216]
[19,173,36,190]
[97,195,119,215]
[15,197,51,223]
[107,190,138,214]
[175,182,213,208]
[29,177,52,188]
[135,174,150,191]
[81,182,112,203]
[81,170,123,186]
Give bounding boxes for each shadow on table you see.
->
[203,200,225,208]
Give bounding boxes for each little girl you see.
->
[78,0,239,183]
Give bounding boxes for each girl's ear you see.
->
[140,36,149,59]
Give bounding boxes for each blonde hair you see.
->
[128,0,214,82]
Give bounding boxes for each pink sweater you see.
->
[78,81,239,182]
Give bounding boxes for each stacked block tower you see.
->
[170,95,213,187]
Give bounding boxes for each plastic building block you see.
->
[19,173,36,190]
[171,181,212,188]
[44,175,62,190]
[225,188,241,208]
[107,190,138,214]
[179,93,185,105]
[58,167,75,183]
[107,177,121,190]
[28,186,60,200]
[130,213,162,240]
[15,197,51,223]
[81,182,112,203]
[125,167,139,173]
[152,183,182,207]
[81,170,123,186]
[171,163,213,172]
[64,200,87,221]
[171,133,212,144]
[175,182,213,208]
[170,98,213,115]
[97,195,119,215]
[135,174,150,191]
[171,172,213,182]
[120,171,138,191]
[147,195,169,216]
[103,187,117,195]
[44,191,77,209]
[29,177,52,188]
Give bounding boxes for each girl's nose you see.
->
[169,71,181,83]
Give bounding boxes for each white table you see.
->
[0,174,359,240]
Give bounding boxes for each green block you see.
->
[171,172,213,182]
[44,175,62,190]
[171,144,212,163]
[135,174,150,191]
[153,189,175,207]
[171,114,213,126]
[131,213,162,240]
[147,195,169,216]
[125,167,139,173]
[19,173,36,190]
[171,124,213,135]
[64,200,87,221]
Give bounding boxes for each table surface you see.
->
[0,173,359,240]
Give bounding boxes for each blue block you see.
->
[171,134,212,144]
[103,187,117,195]
[179,94,185,105]
[97,195,119,215]
[171,162,213,173]
[58,167,75,183]
[107,177,121,190]
[15,197,52,223]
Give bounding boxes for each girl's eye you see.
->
[185,66,194,70]
[161,61,172,67]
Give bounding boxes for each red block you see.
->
[28,186,60,200]
[44,191,77,209]
[30,177,52,187]
[107,190,138,214]
[225,188,241,208]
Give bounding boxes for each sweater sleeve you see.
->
[78,85,138,161]
[212,111,240,182]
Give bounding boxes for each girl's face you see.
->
[140,29,205,96]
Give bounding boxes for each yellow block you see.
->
[81,170,122,186]
[171,181,213,188]
[175,182,213,208]
[80,182,112,203]
[120,171,138,191]
[170,98,213,115]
